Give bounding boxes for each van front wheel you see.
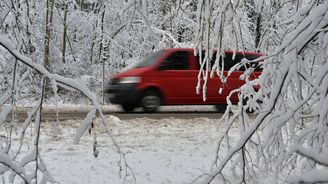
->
[141,90,161,113]
[121,104,135,112]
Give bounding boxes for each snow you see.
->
[74,107,97,144]
[12,114,226,184]
[293,145,328,166]
[1,0,328,183]
[0,0,12,22]
[0,90,12,105]
[0,152,28,183]
[0,35,101,111]
[0,104,12,126]
[287,169,328,183]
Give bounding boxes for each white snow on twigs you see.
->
[0,35,107,145]
[287,169,328,183]
[0,153,29,183]
[74,108,97,144]
[0,90,12,105]
[293,146,328,166]
[274,1,328,54]
[0,0,12,22]
[0,105,13,126]
[0,35,100,108]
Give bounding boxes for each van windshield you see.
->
[135,50,163,68]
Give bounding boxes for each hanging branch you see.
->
[193,0,328,183]
[0,35,135,183]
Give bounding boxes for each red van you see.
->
[106,48,263,112]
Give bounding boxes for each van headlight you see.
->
[119,77,141,84]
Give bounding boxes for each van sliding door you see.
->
[156,50,198,105]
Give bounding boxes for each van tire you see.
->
[141,90,161,113]
[121,104,135,112]
[215,104,227,113]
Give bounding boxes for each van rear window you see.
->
[195,52,261,71]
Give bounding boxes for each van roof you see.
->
[164,48,265,56]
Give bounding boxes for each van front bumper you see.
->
[105,83,140,105]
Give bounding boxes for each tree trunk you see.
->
[100,7,106,104]
[62,3,68,63]
[99,7,106,62]
[43,0,50,67]
[90,29,96,64]
[254,13,262,51]
[43,0,55,68]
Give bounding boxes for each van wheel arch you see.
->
[140,87,164,104]
[140,87,164,113]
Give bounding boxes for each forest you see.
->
[0,0,328,183]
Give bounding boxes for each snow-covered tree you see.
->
[193,0,328,183]
[0,1,136,182]
[0,34,138,183]
[2,0,327,183]
[1,0,199,103]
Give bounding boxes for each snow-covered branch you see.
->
[287,169,328,183]
[293,146,328,166]
[193,0,328,183]
[0,152,30,183]
[0,33,137,183]
[0,35,100,107]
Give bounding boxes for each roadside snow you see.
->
[34,115,229,184]
[13,104,218,113]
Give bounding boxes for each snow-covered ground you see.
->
[30,113,233,184]
[15,104,219,113]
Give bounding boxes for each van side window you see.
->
[223,53,241,71]
[159,51,189,70]
[244,54,261,71]
[196,52,261,71]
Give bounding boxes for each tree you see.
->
[0,34,135,183]
[0,1,136,182]
[43,0,55,68]
[4,0,326,183]
[193,0,328,183]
